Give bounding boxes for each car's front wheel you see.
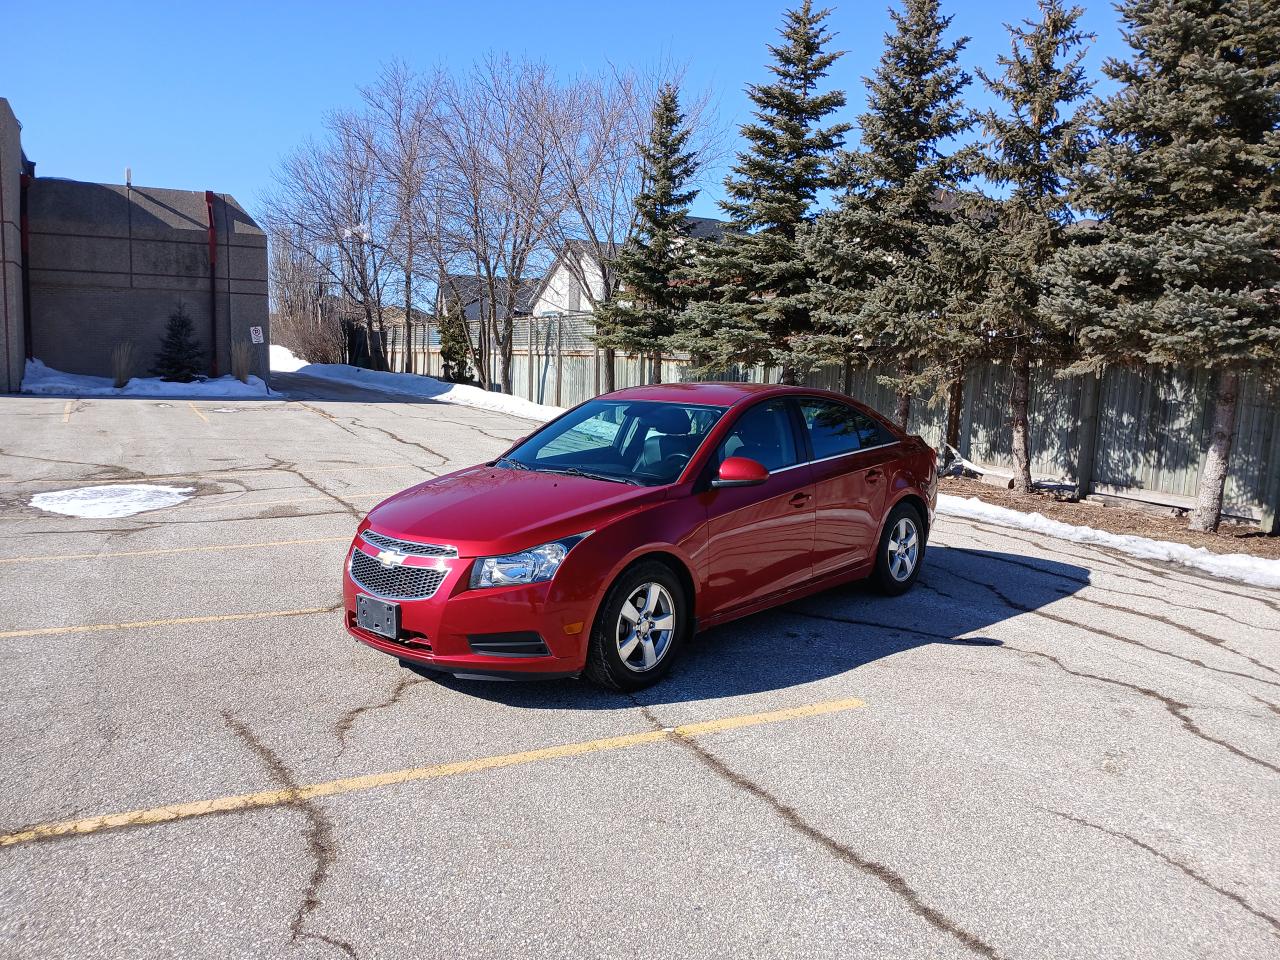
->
[584,560,688,691]
[871,502,926,595]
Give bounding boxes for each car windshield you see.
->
[497,399,726,487]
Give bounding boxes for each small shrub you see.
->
[151,302,206,382]
[231,341,253,384]
[110,341,135,389]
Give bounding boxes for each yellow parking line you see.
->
[0,536,350,565]
[187,402,209,424]
[0,605,338,641]
[61,401,73,423]
[0,697,866,848]
[0,464,422,487]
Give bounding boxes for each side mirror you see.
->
[712,456,770,488]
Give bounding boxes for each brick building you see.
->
[0,97,267,392]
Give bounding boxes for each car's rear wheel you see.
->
[584,560,688,691]
[871,502,926,596]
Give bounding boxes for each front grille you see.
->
[360,530,458,559]
[350,550,447,600]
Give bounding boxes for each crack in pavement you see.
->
[941,541,1278,635]
[266,456,363,520]
[937,520,1280,618]
[786,608,1004,647]
[296,403,366,443]
[1007,648,1280,776]
[1045,808,1280,937]
[222,712,358,959]
[625,697,1006,958]
[939,563,1280,691]
[333,675,432,753]
[348,418,448,464]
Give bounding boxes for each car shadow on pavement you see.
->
[421,545,1088,709]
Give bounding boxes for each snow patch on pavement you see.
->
[937,493,1280,589]
[287,362,564,422]
[22,359,271,398]
[31,484,195,519]
[269,344,308,372]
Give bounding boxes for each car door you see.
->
[796,397,898,577]
[701,398,815,616]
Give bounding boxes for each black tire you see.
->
[871,502,926,596]
[584,560,689,692]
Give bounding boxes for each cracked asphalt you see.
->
[1,372,1277,960]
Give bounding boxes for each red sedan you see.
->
[343,382,937,691]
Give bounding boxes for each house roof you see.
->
[437,274,541,314]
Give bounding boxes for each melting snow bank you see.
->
[22,359,272,398]
[937,493,1280,590]
[269,344,308,372]
[31,484,194,519]
[290,362,563,422]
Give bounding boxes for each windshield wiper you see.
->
[494,456,532,471]
[536,466,640,485]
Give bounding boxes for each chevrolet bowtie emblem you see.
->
[376,550,407,567]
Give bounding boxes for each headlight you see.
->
[469,532,591,589]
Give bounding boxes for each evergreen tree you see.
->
[803,0,977,428]
[1047,0,1280,531]
[673,1,849,383]
[595,84,700,384]
[978,0,1093,493]
[439,305,473,383]
[151,302,206,382]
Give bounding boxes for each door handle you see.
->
[866,468,884,483]
[789,492,812,507]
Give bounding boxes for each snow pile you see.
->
[269,344,308,372]
[291,362,564,422]
[937,493,1280,589]
[22,359,271,398]
[31,484,194,519]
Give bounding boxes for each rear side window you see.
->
[798,399,894,460]
[717,399,801,472]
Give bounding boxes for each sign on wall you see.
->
[249,326,264,344]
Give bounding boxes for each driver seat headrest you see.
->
[643,406,692,435]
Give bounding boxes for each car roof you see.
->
[598,381,904,435]
[605,381,808,407]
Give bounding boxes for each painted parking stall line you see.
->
[0,605,340,641]
[0,697,866,849]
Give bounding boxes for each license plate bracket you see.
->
[356,595,400,640]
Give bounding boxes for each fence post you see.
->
[1075,371,1102,498]
[593,342,601,397]
[554,314,563,407]
[958,366,975,459]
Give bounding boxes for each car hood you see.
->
[364,465,666,557]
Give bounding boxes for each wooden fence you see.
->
[383,316,1279,531]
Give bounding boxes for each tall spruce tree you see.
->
[1047,0,1280,531]
[978,0,1093,494]
[595,84,700,384]
[804,0,976,428]
[673,1,849,383]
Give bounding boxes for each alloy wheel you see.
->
[616,582,676,673]
[887,517,919,581]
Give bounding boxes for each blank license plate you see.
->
[356,595,400,640]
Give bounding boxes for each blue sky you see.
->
[4,0,1127,222]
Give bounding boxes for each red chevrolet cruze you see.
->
[343,382,937,691]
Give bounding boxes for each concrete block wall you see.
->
[0,99,23,393]
[25,180,268,381]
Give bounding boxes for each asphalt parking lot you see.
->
[1,373,1277,960]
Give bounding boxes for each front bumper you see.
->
[342,539,594,678]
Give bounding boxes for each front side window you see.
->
[798,399,893,460]
[502,399,725,486]
[716,399,800,472]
